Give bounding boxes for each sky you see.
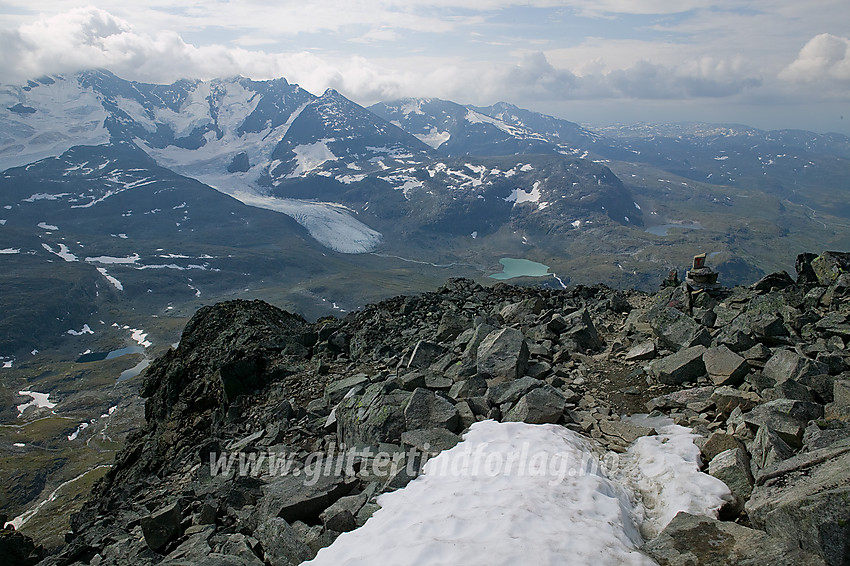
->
[0,1,848,134]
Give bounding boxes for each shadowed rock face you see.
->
[40,251,850,566]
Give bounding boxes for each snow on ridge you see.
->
[0,76,110,172]
[306,420,730,566]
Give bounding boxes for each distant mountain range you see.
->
[2,70,850,357]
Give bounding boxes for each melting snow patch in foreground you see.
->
[305,420,730,566]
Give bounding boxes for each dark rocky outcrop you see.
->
[36,251,850,566]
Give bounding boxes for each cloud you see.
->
[781,33,850,83]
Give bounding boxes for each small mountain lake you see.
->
[645,223,703,236]
[76,345,145,363]
[489,258,551,280]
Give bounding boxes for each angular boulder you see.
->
[476,327,529,380]
[503,386,565,424]
[403,388,460,432]
[649,345,707,385]
[703,345,749,386]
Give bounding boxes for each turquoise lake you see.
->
[489,258,551,280]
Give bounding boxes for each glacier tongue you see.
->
[233,191,382,254]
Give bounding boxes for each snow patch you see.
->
[67,324,94,336]
[23,193,70,202]
[414,128,451,149]
[38,222,58,231]
[42,243,78,262]
[289,141,337,177]
[67,421,89,441]
[17,390,57,415]
[130,329,152,348]
[96,267,123,290]
[504,181,542,207]
[0,248,20,254]
[85,253,140,265]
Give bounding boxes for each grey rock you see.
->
[499,298,543,324]
[811,251,850,286]
[462,323,497,360]
[649,345,707,385]
[649,306,709,351]
[448,376,488,400]
[336,383,411,447]
[703,345,750,386]
[324,373,370,406]
[259,469,357,525]
[407,340,447,369]
[254,517,312,565]
[503,386,565,424]
[141,501,182,552]
[744,399,825,448]
[487,375,540,405]
[747,441,850,566]
[598,420,655,444]
[400,428,460,454]
[560,308,602,351]
[476,327,529,380]
[647,386,715,412]
[709,447,754,499]
[435,312,469,343]
[700,432,747,463]
[642,512,826,566]
[711,386,761,414]
[761,378,815,403]
[762,349,828,388]
[404,388,459,432]
[825,379,850,421]
[320,493,368,533]
[749,425,796,474]
[624,340,656,361]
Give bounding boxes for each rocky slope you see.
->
[12,251,850,566]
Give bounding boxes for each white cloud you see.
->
[781,33,850,83]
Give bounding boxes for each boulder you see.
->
[649,306,710,351]
[747,441,850,566]
[435,312,469,343]
[336,384,411,446]
[407,340,446,369]
[462,323,497,360]
[560,308,602,351]
[744,399,825,448]
[762,349,828,389]
[748,425,796,475]
[0,527,43,566]
[711,386,761,414]
[825,379,850,421]
[400,428,460,454]
[319,493,368,533]
[708,447,754,500]
[403,388,459,432]
[643,512,826,566]
[647,386,715,412]
[703,345,750,386]
[811,251,850,286]
[700,432,747,463]
[796,252,820,285]
[254,517,313,564]
[503,386,565,424]
[649,345,707,385]
[751,271,796,293]
[141,501,182,552]
[486,375,540,405]
[476,327,529,380]
[324,373,370,406]
[598,420,655,444]
[624,341,657,361]
[448,376,488,400]
[499,298,543,324]
[259,469,357,525]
